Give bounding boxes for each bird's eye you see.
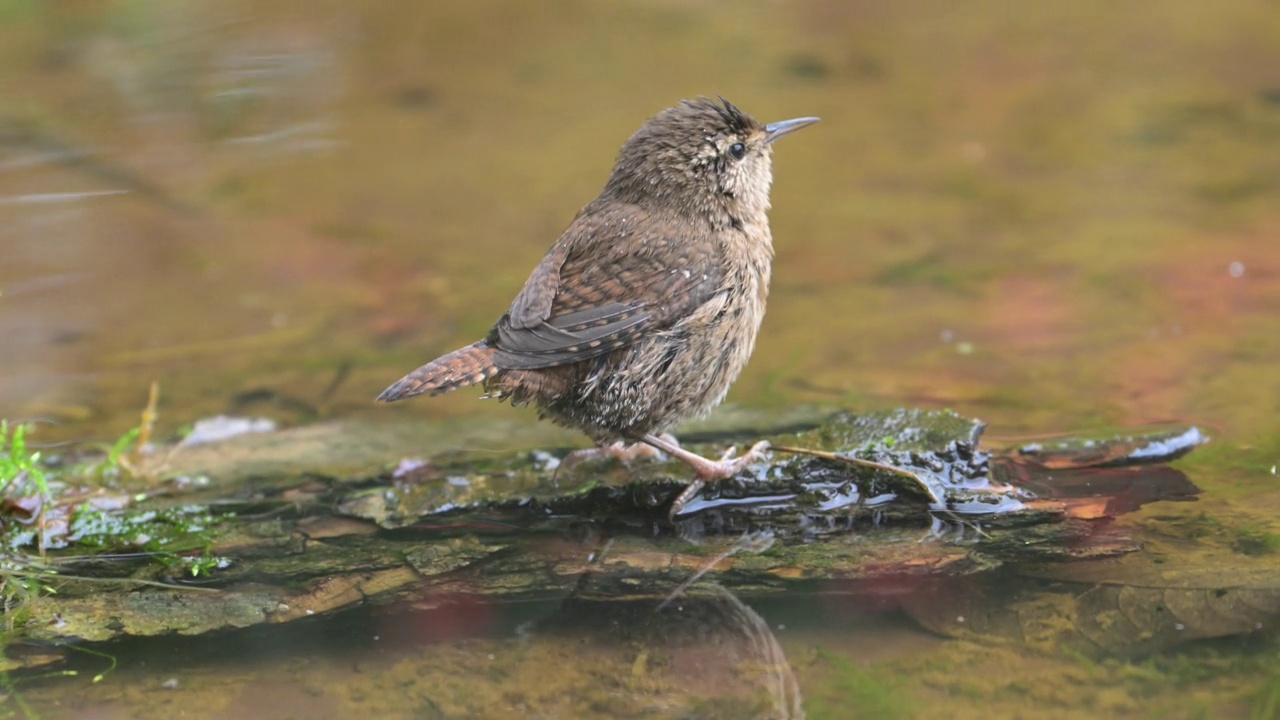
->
[728,142,746,160]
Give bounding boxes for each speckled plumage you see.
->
[379,97,815,477]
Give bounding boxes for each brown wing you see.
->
[488,209,723,370]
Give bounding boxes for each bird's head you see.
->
[604,97,818,228]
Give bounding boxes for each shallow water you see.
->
[2,0,1279,717]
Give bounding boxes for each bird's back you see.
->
[488,196,771,442]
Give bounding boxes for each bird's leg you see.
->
[639,434,772,517]
[559,433,680,472]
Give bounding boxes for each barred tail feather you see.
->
[376,342,499,402]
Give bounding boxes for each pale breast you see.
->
[677,222,773,418]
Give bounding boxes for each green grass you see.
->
[0,387,226,635]
[0,422,51,502]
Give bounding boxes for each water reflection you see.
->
[19,513,1276,719]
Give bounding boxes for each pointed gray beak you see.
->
[764,116,820,144]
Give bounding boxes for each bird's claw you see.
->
[668,440,773,519]
[705,440,771,477]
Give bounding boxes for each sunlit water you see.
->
[1,0,1279,717]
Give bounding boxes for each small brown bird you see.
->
[378,97,817,513]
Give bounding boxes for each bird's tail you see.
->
[376,342,500,402]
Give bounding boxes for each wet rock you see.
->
[18,408,1214,653]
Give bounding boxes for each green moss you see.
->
[0,416,228,640]
[1235,526,1280,556]
[69,504,219,554]
[806,649,912,720]
[804,408,979,453]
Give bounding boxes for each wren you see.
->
[378,97,817,515]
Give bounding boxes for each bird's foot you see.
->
[638,435,772,518]
[559,434,680,473]
[706,440,772,476]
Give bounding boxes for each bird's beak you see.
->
[764,116,820,144]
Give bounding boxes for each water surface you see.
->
[1,0,1279,717]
